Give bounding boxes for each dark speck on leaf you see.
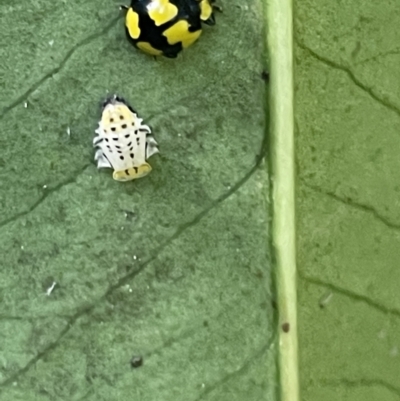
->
[282,322,290,333]
[261,70,269,82]
[122,210,135,221]
[130,356,143,368]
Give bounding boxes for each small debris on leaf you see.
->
[318,291,333,308]
[282,322,290,333]
[130,355,143,368]
[46,281,57,296]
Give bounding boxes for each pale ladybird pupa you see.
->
[93,94,159,182]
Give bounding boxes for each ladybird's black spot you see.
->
[120,156,124,161]
[136,138,140,144]
[111,127,116,132]
[127,142,132,147]
[125,169,130,175]
[113,137,118,141]
[115,145,121,149]
[129,146,134,151]
[110,118,114,123]
[133,167,138,173]
[105,138,109,142]
[130,153,134,159]
[130,356,143,368]
[125,133,130,138]
[120,115,124,120]
[118,150,122,154]
[131,122,135,126]
[121,124,127,129]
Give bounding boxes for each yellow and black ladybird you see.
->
[122,0,218,58]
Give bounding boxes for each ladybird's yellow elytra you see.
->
[125,8,141,39]
[147,0,178,26]
[200,0,213,21]
[137,41,163,56]
[113,163,152,182]
[163,21,202,48]
[124,0,216,57]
